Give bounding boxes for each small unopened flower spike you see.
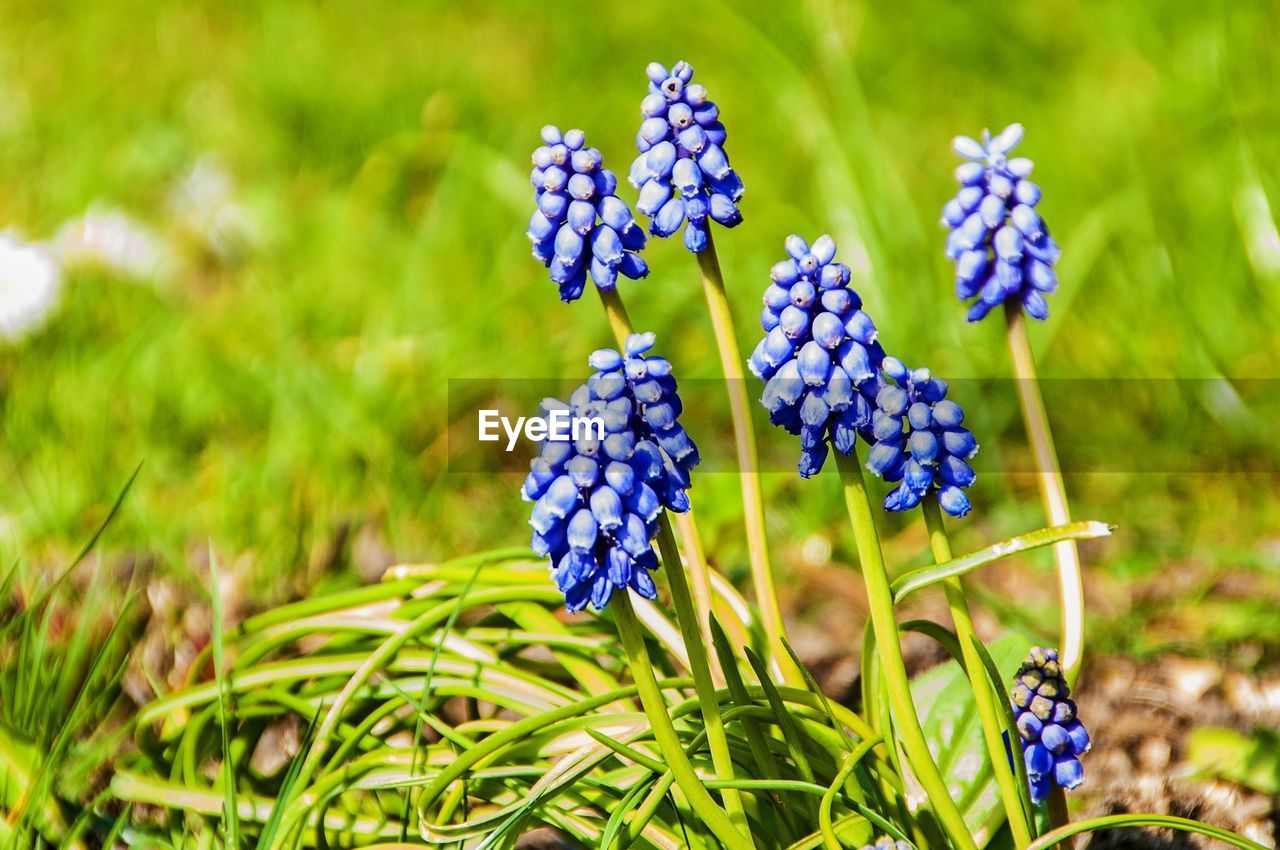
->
[528,125,649,303]
[1009,647,1091,803]
[858,837,911,850]
[748,234,884,477]
[866,357,978,517]
[942,124,1062,322]
[629,61,744,253]
[523,333,699,611]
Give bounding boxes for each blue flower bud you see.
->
[1054,757,1083,790]
[672,157,702,197]
[956,161,985,185]
[779,305,810,339]
[844,310,878,346]
[908,429,940,465]
[771,260,799,286]
[697,143,730,180]
[640,117,670,147]
[708,193,741,226]
[683,220,708,253]
[812,312,845,349]
[763,326,796,367]
[653,197,686,237]
[979,193,1006,228]
[678,124,708,154]
[942,428,977,458]
[1011,204,1043,239]
[528,210,556,242]
[1025,743,1053,778]
[797,341,832,386]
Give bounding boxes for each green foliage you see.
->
[908,635,1030,846]
[1,3,1277,849]
[0,475,141,848]
[1188,725,1280,796]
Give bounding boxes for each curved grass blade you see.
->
[891,522,1112,604]
[711,618,801,836]
[900,620,964,668]
[1026,814,1268,850]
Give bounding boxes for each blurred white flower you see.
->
[169,156,257,263]
[0,231,61,342]
[55,207,176,282]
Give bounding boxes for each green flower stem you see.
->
[922,496,1033,848]
[1004,302,1083,686]
[596,284,636,352]
[655,514,749,834]
[695,231,798,686]
[611,591,755,850]
[595,285,720,665]
[1046,787,1073,850]
[833,449,977,850]
[673,511,723,681]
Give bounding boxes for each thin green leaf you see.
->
[1027,814,1269,850]
[0,461,142,642]
[891,522,1113,604]
[210,544,241,849]
[744,648,817,802]
[400,556,485,841]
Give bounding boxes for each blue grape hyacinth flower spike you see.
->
[943,123,1062,322]
[528,125,649,303]
[523,332,698,611]
[865,357,978,518]
[1009,647,1091,803]
[628,60,744,253]
[748,234,885,478]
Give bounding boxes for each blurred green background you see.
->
[1,0,1278,659]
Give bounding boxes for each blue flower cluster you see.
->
[528,125,649,303]
[1010,647,1090,803]
[629,61,744,254]
[943,124,1062,322]
[865,357,978,518]
[749,235,884,478]
[523,333,698,612]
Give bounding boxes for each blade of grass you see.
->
[209,544,241,849]
[891,522,1113,604]
[400,556,485,840]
